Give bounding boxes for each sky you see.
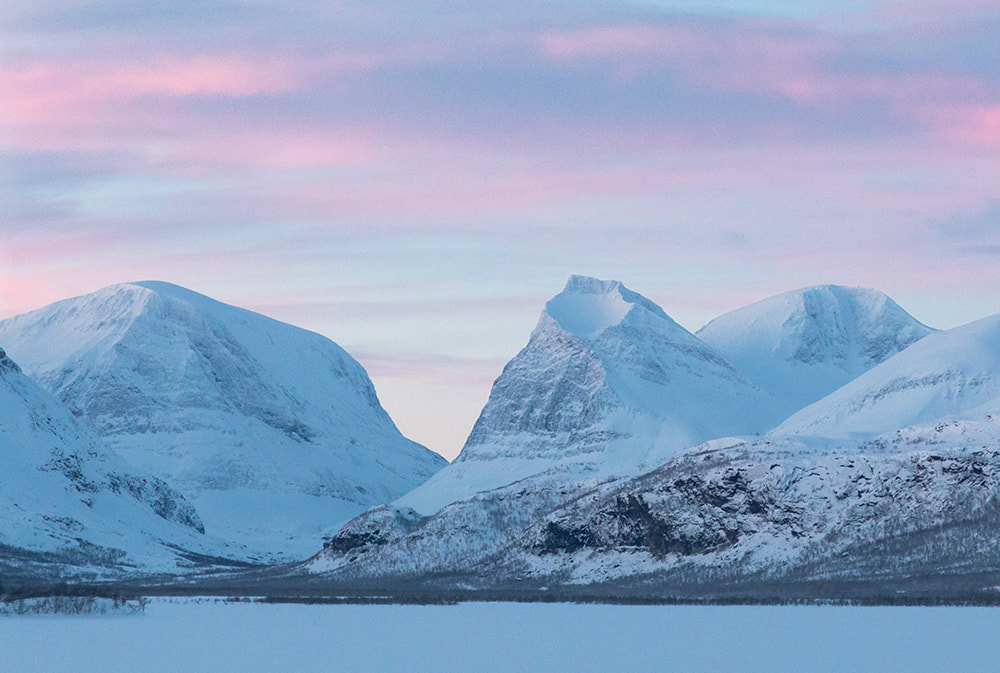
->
[2,0,999,460]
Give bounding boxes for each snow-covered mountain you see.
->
[397,275,775,515]
[307,275,783,577]
[697,285,932,421]
[774,313,1000,439]
[305,279,1000,597]
[0,282,446,560]
[0,346,235,579]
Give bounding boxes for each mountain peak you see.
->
[403,276,774,516]
[98,280,239,320]
[698,284,932,365]
[794,284,900,313]
[697,284,933,421]
[562,274,620,293]
[545,275,668,338]
[127,280,225,308]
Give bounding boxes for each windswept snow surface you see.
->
[4,601,1000,673]
[397,275,774,516]
[698,285,932,420]
[0,348,234,576]
[774,313,1000,439]
[0,282,446,560]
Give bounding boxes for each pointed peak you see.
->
[561,275,624,295]
[545,275,669,338]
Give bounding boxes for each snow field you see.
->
[4,599,1000,673]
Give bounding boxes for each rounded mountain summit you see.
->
[0,281,446,561]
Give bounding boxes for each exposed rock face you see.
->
[307,419,1000,595]
[514,421,1000,590]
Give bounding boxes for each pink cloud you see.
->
[234,133,999,228]
[1,59,279,153]
[161,128,380,171]
[3,55,303,115]
[103,56,303,97]
[0,50,383,149]
[922,105,1000,146]
[0,46,407,177]
[1,234,109,264]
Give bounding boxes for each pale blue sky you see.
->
[2,0,999,457]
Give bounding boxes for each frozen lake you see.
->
[4,599,1000,672]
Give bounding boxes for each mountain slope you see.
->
[773,313,1000,439]
[507,419,1000,596]
[308,419,1000,597]
[0,347,235,580]
[0,282,446,560]
[697,285,932,421]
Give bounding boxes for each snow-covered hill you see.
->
[773,313,1000,439]
[697,285,932,421]
[310,417,1000,593]
[0,346,238,578]
[509,417,1000,591]
[0,282,446,560]
[396,275,775,515]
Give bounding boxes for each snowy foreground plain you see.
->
[5,599,1000,673]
